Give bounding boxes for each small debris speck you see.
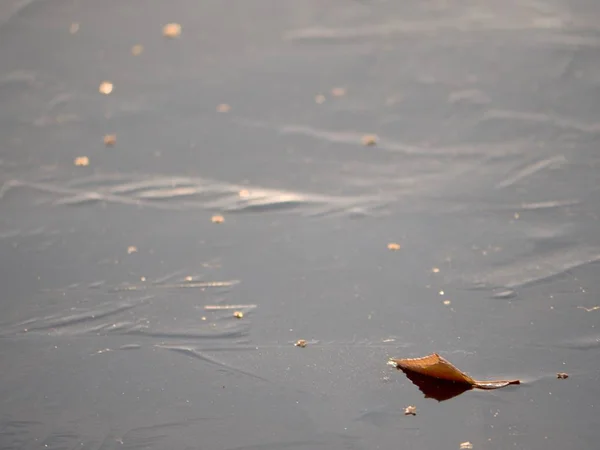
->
[104,134,116,146]
[211,215,225,224]
[131,45,144,56]
[460,442,473,450]
[217,103,231,113]
[239,189,250,198]
[295,339,307,348]
[361,134,378,146]
[443,300,451,305]
[74,156,89,166]
[331,87,346,97]
[404,405,417,416]
[315,94,326,104]
[432,267,440,273]
[99,81,113,95]
[387,243,401,251]
[127,246,138,254]
[557,372,569,379]
[69,23,79,34]
[163,23,182,38]
[233,311,244,319]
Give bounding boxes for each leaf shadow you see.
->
[400,368,473,402]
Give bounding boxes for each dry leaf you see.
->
[211,215,225,224]
[74,156,89,166]
[361,134,378,146]
[557,372,569,379]
[295,339,307,348]
[99,81,113,95]
[104,134,116,146]
[387,243,401,251]
[404,405,416,416]
[389,353,520,390]
[131,44,144,56]
[460,442,473,450]
[163,23,182,38]
[233,311,244,319]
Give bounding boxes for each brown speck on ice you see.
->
[99,82,113,95]
[217,103,231,113]
[74,156,89,167]
[211,215,225,224]
[404,405,417,416]
[331,87,346,97]
[387,243,401,251]
[557,372,569,379]
[294,339,307,348]
[163,23,182,38]
[361,134,378,146]
[99,81,113,95]
[239,189,250,198]
[104,134,116,146]
[127,246,138,254]
[131,45,144,56]
[460,442,473,450]
[233,311,244,319]
[432,267,440,273]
